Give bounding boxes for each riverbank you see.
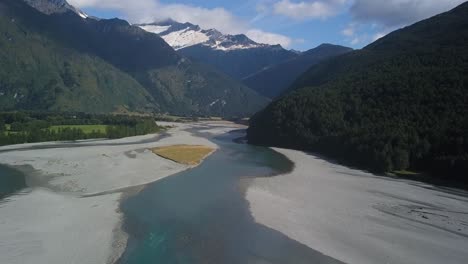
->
[246,148,468,264]
[0,121,243,264]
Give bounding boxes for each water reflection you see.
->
[0,165,26,199]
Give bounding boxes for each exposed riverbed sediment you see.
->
[1,122,467,264]
[0,121,241,264]
[246,148,468,264]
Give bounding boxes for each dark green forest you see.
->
[243,44,352,98]
[248,2,468,183]
[180,43,297,80]
[0,112,163,146]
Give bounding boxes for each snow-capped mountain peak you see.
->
[24,0,88,19]
[137,20,270,51]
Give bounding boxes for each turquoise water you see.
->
[118,132,343,264]
[0,165,26,198]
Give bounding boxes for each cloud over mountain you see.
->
[69,0,468,48]
[68,0,293,47]
[350,0,466,27]
[273,0,348,20]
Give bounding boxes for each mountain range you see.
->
[0,0,268,116]
[1,0,356,117]
[139,20,299,80]
[138,20,270,51]
[243,43,352,98]
[1,0,467,180]
[248,2,468,180]
[140,20,353,98]
[23,0,87,17]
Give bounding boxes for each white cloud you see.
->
[342,27,393,46]
[68,0,292,47]
[350,37,361,45]
[247,29,292,47]
[341,23,361,45]
[71,0,466,49]
[372,32,387,41]
[340,0,464,47]
[350,0,466,27]
[256,1,271,13]
[294,38,306,44]
[152,4,245,34]
[273,0,348,20]
[341,24,355,37]
[251,1,272,23]
[68,0,157,20]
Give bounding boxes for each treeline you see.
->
[0,127,103,145]
[106,119,163,139]
[0,112,162,146]
[248,71,468,180]
[0,112,156,127]
[248,3,468,184]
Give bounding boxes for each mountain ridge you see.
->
[138,20,273,51]
[0,0,269,116]
[139,19,299,80]
[243,43,352,98]
[24,0,87,18]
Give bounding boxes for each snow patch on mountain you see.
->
[208,99,227,107]
[77,9,88,19]
[137,20,271,51]
[162,28,210,50]
[209,99,220,107]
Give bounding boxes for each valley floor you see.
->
[0,121,241,264]
[1,122,467,264]
[246,148,468,264]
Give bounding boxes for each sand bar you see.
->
[246,148,468,264]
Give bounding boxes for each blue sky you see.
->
[69,0,466,51]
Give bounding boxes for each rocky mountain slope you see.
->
[139,20,298,79]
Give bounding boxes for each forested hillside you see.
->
[180,44,297,80]
[0,0,268,117]
[243,44,352,98]
[248,2,468,182]
[0,1,155,113]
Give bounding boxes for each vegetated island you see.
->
[152,145,215,165]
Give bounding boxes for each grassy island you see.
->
[151,145,215,165]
